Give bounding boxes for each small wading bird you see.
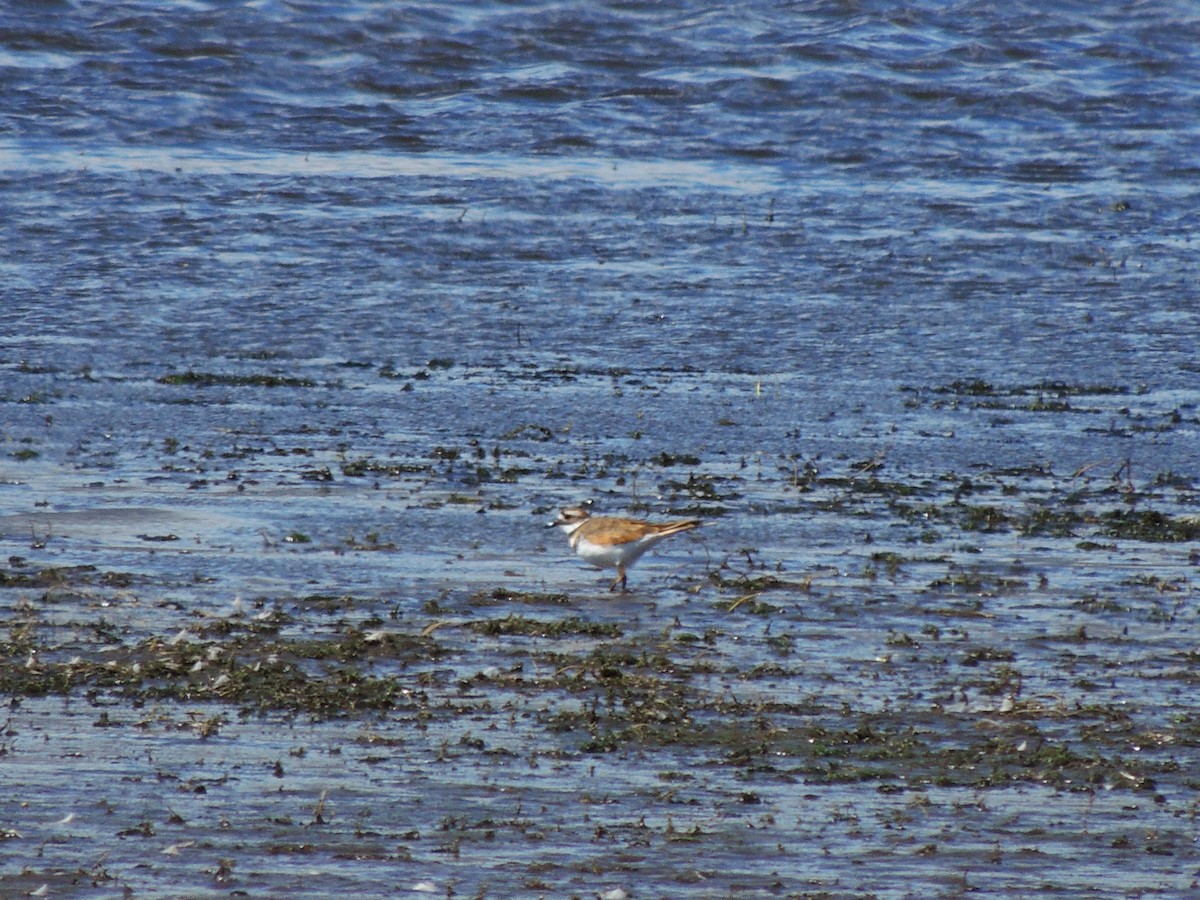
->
[551,506,702,592]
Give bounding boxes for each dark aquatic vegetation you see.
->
[157,371,319,389]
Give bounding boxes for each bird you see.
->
[550,506,702,592]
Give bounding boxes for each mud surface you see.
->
[2,365,1199,897]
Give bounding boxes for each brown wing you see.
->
[580,516,700,546]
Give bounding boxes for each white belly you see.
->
[573,536,652,570]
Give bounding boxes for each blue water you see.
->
[5,1,1199,383]
[3,2,1200,897]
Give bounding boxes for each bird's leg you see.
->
[609,565,628,593]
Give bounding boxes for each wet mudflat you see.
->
[2,361,1199,898]
[4,1,1200,897]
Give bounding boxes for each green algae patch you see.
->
[158,371,318,388]
[470,614,622,639]
[0,621,450,720]
[1098,509,1200,542]
[0,564,100,589]
[341,458,432,478]
[1019,505,1087,538]
[929,379,1132,399]
[1017,506,1200,542]
[470,587,571,606]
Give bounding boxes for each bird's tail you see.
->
[654,519,702,537]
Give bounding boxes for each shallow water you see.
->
[3,1,1200,897]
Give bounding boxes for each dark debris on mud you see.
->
[3,369,1200,897]
[1,536,1191,800]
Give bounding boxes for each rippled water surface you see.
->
[3,2,1200,897]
